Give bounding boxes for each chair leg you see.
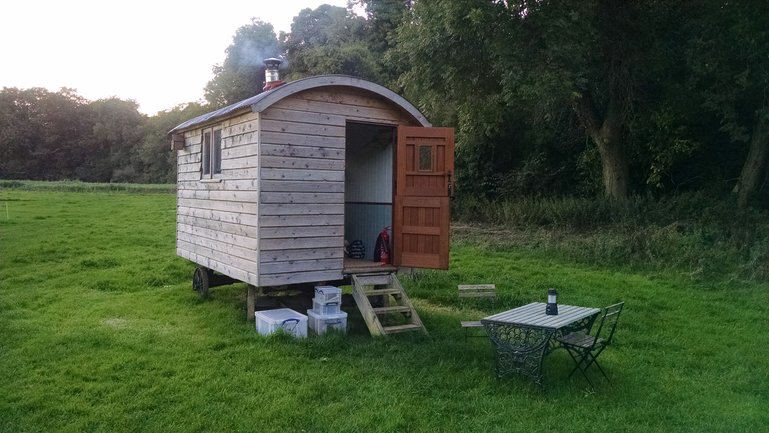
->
[590,357,610,383]
[564,347,596,388]
[579,367,595,388]
[580,346,611,383]
[564,349,581,378]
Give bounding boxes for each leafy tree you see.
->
[0,87,93,180]
[1,0,766,204]
[598,1,704,193]
[397,1,713,200]
[498,0,651,200]
[0,87,44,179]
[0,86,198,184]
[683,0,769,207]
[354,0,411,53]
[394,1,591,197]
[87,97,145,182]
[138,102,209,183]
[204,19,280,107]
[38,88,95,179]
[281,5,379,80]
[352,0,413,85]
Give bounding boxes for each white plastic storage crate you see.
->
[312,298,341,315]
[307,310,348,336]
[255,308,308,338]
[314,286,342,304]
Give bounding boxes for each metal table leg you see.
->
[484,323,553,387]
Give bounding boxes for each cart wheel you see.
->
[192,267,210,299]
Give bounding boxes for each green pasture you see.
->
[1,189,767,433]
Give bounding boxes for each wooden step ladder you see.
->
[351,272,427,336]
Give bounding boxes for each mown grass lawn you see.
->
[1,189,767,433]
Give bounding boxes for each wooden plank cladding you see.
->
[260,192,344,204]
[261,144,344,160]
[260,214,343,227]
[260,168,344,182]
[260,131,344,148]
[172,76,442,289]
[261,156,344,171]
[260,247,342,263]
[256,85,413,287]
[174,108,261,286]
[261,119,345,138]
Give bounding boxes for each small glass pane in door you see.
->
[418,145,432,171]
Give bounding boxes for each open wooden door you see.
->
[393,126,454,269]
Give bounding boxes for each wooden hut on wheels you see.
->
[169,61,454,336]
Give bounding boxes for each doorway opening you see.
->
[343,121,397,273]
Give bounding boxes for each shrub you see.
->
[452,192,768,283]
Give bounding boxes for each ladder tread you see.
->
[354,275,392,285]
[362,288,402,296]
[373,306,411,314]
[382,324,423,334]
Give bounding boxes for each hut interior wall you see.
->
[344,122,395,260]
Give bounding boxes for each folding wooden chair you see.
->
[556,302,624,387]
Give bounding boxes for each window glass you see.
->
[418,145,432,171]
[202,130,211,176]
[213,129,222,174]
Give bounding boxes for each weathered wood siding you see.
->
[258,87,415,286]
[176,84,421,288]
[176,111,261,286]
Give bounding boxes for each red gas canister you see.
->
[375,226,391,264]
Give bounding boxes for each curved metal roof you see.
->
[169,75,430,134]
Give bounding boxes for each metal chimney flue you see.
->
[263,58,285,91]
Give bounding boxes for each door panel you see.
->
[393,126,454,269]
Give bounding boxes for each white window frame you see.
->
[201,126,222,179]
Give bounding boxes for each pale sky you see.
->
[0,0,355,115]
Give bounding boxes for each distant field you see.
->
[1,188,767,433]
[0,179,175,193]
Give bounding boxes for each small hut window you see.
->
[201,127,222,178]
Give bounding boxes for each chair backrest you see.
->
[592,302,624,346]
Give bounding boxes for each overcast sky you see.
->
[0,0,355,115]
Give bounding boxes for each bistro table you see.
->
[481,302,600,386]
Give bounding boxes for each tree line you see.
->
[1,0,767,208]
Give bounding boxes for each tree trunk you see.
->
[734,114,769,208]
[572,94,629,200]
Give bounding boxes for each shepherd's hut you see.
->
[169,60,454,335]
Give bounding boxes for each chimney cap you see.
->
[263,57,285,91]
[264,57,282,68]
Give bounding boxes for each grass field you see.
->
[1,189,767,433]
